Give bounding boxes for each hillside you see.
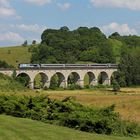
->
[108,38,123,63]
[0,115,139,140]
[0,45,32,68]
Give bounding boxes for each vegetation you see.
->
[1,115,139,140]
[1,26,140,139]
[0,45,33,68]
[0,26,140,87]
[31,27,115,64]
[0,73,25,91]
[112,80,120,92]
[0,94,140,137]
[0,60,13,68]
[108,33,140,87]
[30,27,140,87]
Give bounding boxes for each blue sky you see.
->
[0,0,140,47]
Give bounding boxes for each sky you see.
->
[0,0,140,47]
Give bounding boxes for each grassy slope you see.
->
[0,46,32,68]
[0,115,139,140]
[109,38,123,63]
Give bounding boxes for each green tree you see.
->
[32,40,36,45]
[112,80,120,91]
[22,40,28,47]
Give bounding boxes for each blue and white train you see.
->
[19,63,118,69]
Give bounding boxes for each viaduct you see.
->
[0,64,118,89]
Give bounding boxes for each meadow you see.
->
[0,115,139,140]
[0,46,32,68]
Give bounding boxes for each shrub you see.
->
[0,94,139,136]
[0,73,25,91]
[112,80,120,92]
[67,84,82,90]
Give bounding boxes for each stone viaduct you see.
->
[0,64,118,89]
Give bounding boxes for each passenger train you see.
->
[19,63,118,69]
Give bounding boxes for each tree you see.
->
[0,60,13,68]
[60,26,69,32]
[112,80,120,92]
[32,40,36,45]
[12,69,17,80]
[22,40,28,47]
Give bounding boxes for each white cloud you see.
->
[0,0,17,18]
[101,22,137,35]
[0,32,24,42]
[25,0,52,6]
[0,24,44,45]
[0,0,10,7]
[0,24,46,33]
[15,24,46,33]
[57,2,71,11]
[0,7,16,17]
[90,0,140,10]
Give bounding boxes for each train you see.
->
[18,63,118,69]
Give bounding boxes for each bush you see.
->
[112,80,120,92]
[0,73,25,91]
[67,84,82,90]
[0,94,139,136]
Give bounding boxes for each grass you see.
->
[109,38,123,63]
[0,45,32,68]
[0,115,139,140]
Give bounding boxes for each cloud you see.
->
[101,22,137,35]
[57,2,71,11]
[0,0,17,18]
[0,7,16,17]
[15,24,46,33]
[90,0,140,10]
[0,24,46,33]
[0,32,24,42]
[0,0,10,7]
[0,24,45,45]
[25,0,52,6]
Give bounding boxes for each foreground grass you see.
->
[0,115,139,140]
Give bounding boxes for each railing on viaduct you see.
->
[0,64,118,89]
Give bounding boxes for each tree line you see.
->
[31,26,115,64]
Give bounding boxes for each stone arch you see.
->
[84,72,96,86]
[110,71,119,85]
[50,72,66,89]
[16,72,31,88]
[98,71,109,85]
[67,72,81,86]
[34,72,48,89]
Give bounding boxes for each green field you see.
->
[0,115,139,140]
[0,46,32,68]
